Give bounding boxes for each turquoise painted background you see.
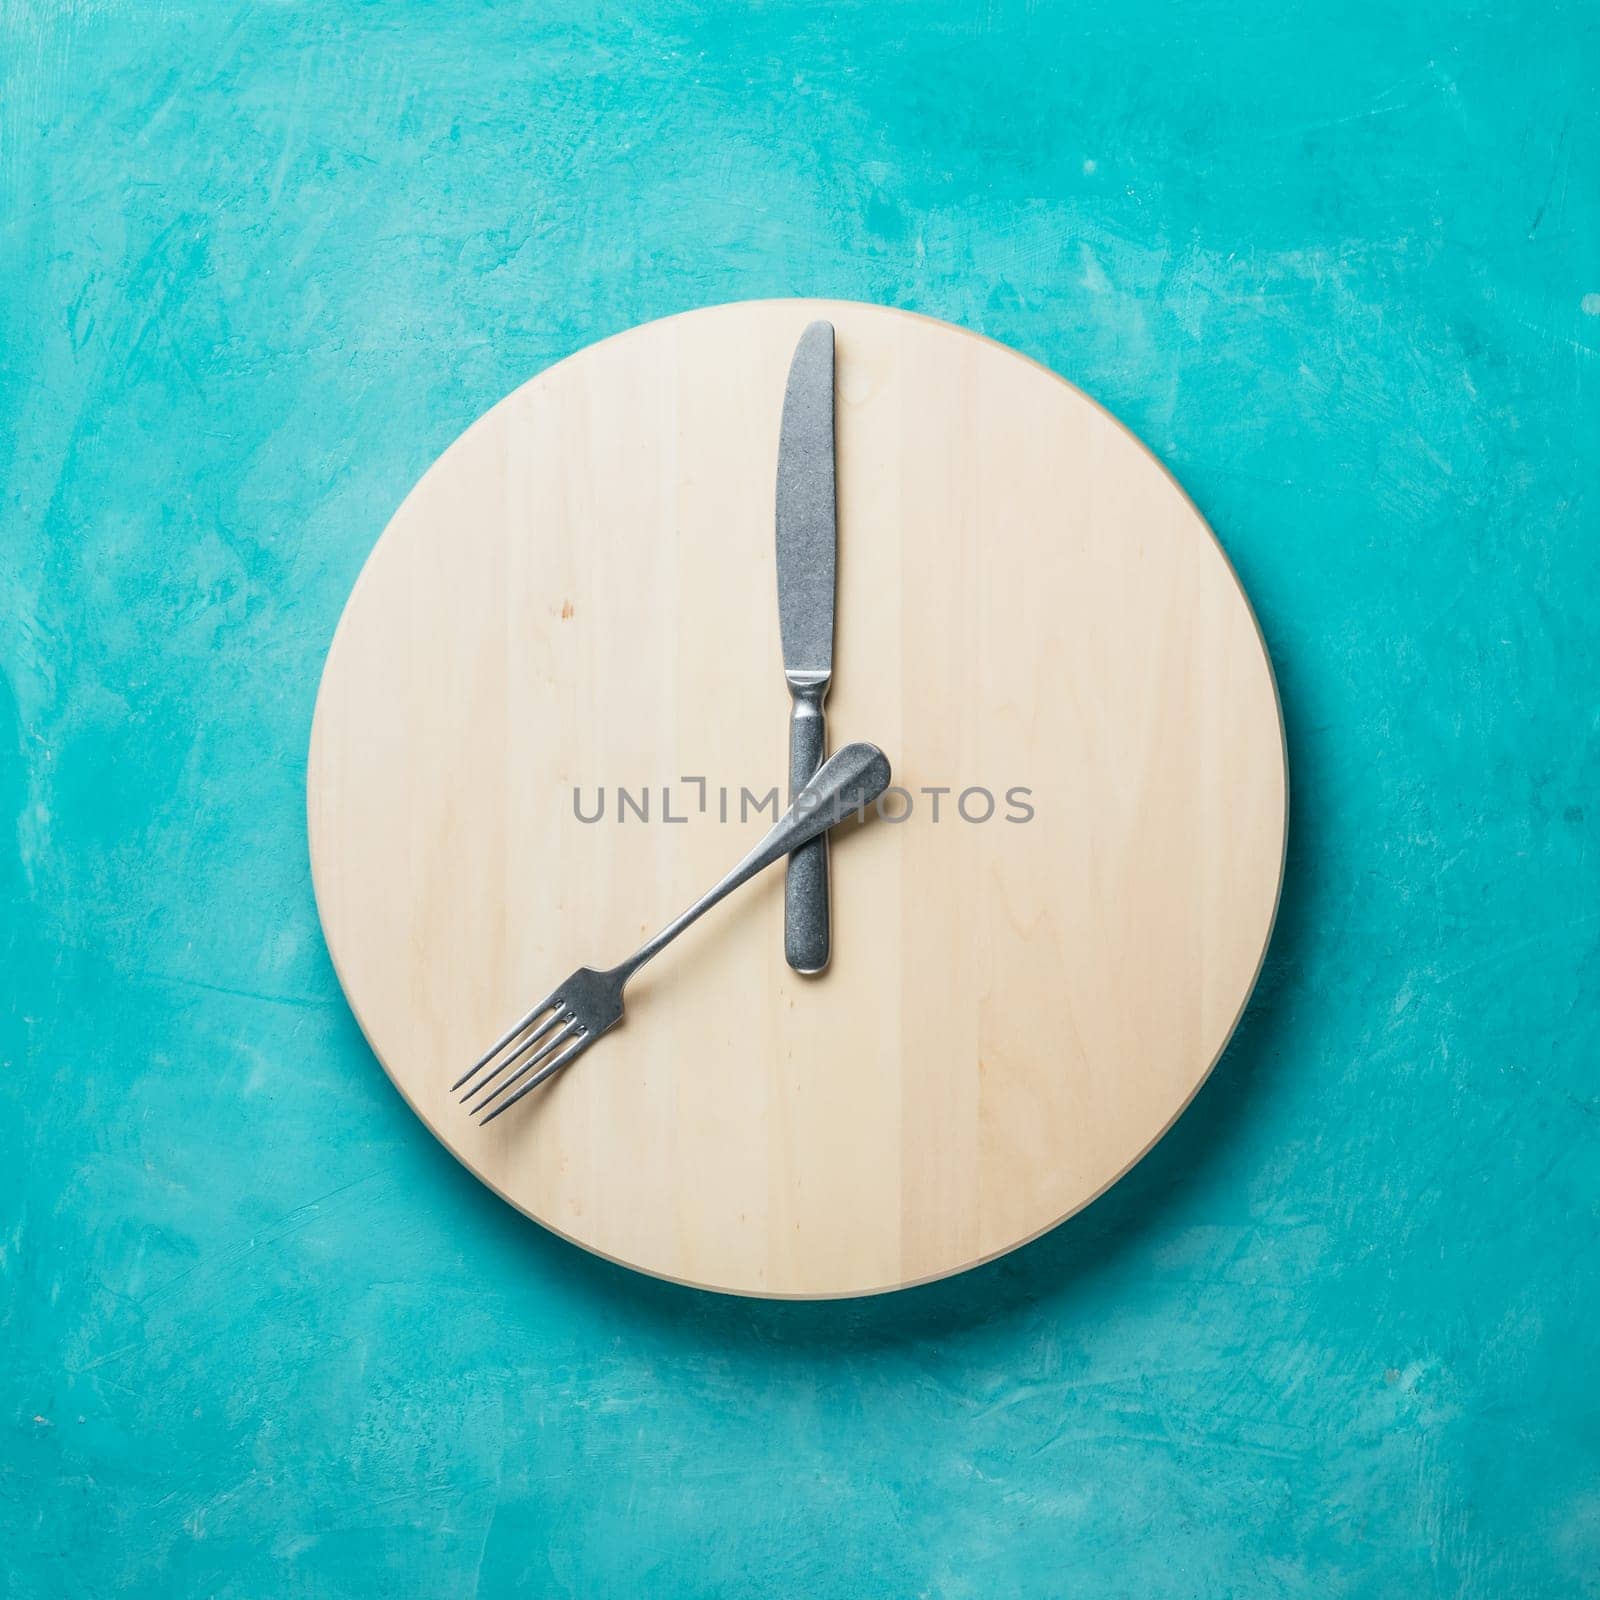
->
[3,0,1596,1594]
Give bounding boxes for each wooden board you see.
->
[307,299,1287,1298]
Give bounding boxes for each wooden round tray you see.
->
[308,299,1286,1298]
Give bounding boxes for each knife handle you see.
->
[785,688,830,974]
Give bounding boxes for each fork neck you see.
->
[611,870,741,984]
[611,802,808,983]
[612,740,890,989]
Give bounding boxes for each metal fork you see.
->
[454,741,892,1124]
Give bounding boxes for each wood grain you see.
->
[307,299,1287,1298]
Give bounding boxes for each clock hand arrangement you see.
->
[457,322,864,1126]
[454,741,891,1124]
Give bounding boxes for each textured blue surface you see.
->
[3,2,1597,1595]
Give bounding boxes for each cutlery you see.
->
[776,320,839,975]
[456,741,891,1124]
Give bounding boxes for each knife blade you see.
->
[775,320,837,975]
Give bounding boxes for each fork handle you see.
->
[784,687,830,975]
[619,741,890,980]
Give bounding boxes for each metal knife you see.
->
[775,320,838,975]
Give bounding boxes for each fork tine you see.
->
[469,1018,582,1114]
[480,1032,592,1124]
[451,994,562,1093]
[452,990,561,1090]
[455,1007,570,1101]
